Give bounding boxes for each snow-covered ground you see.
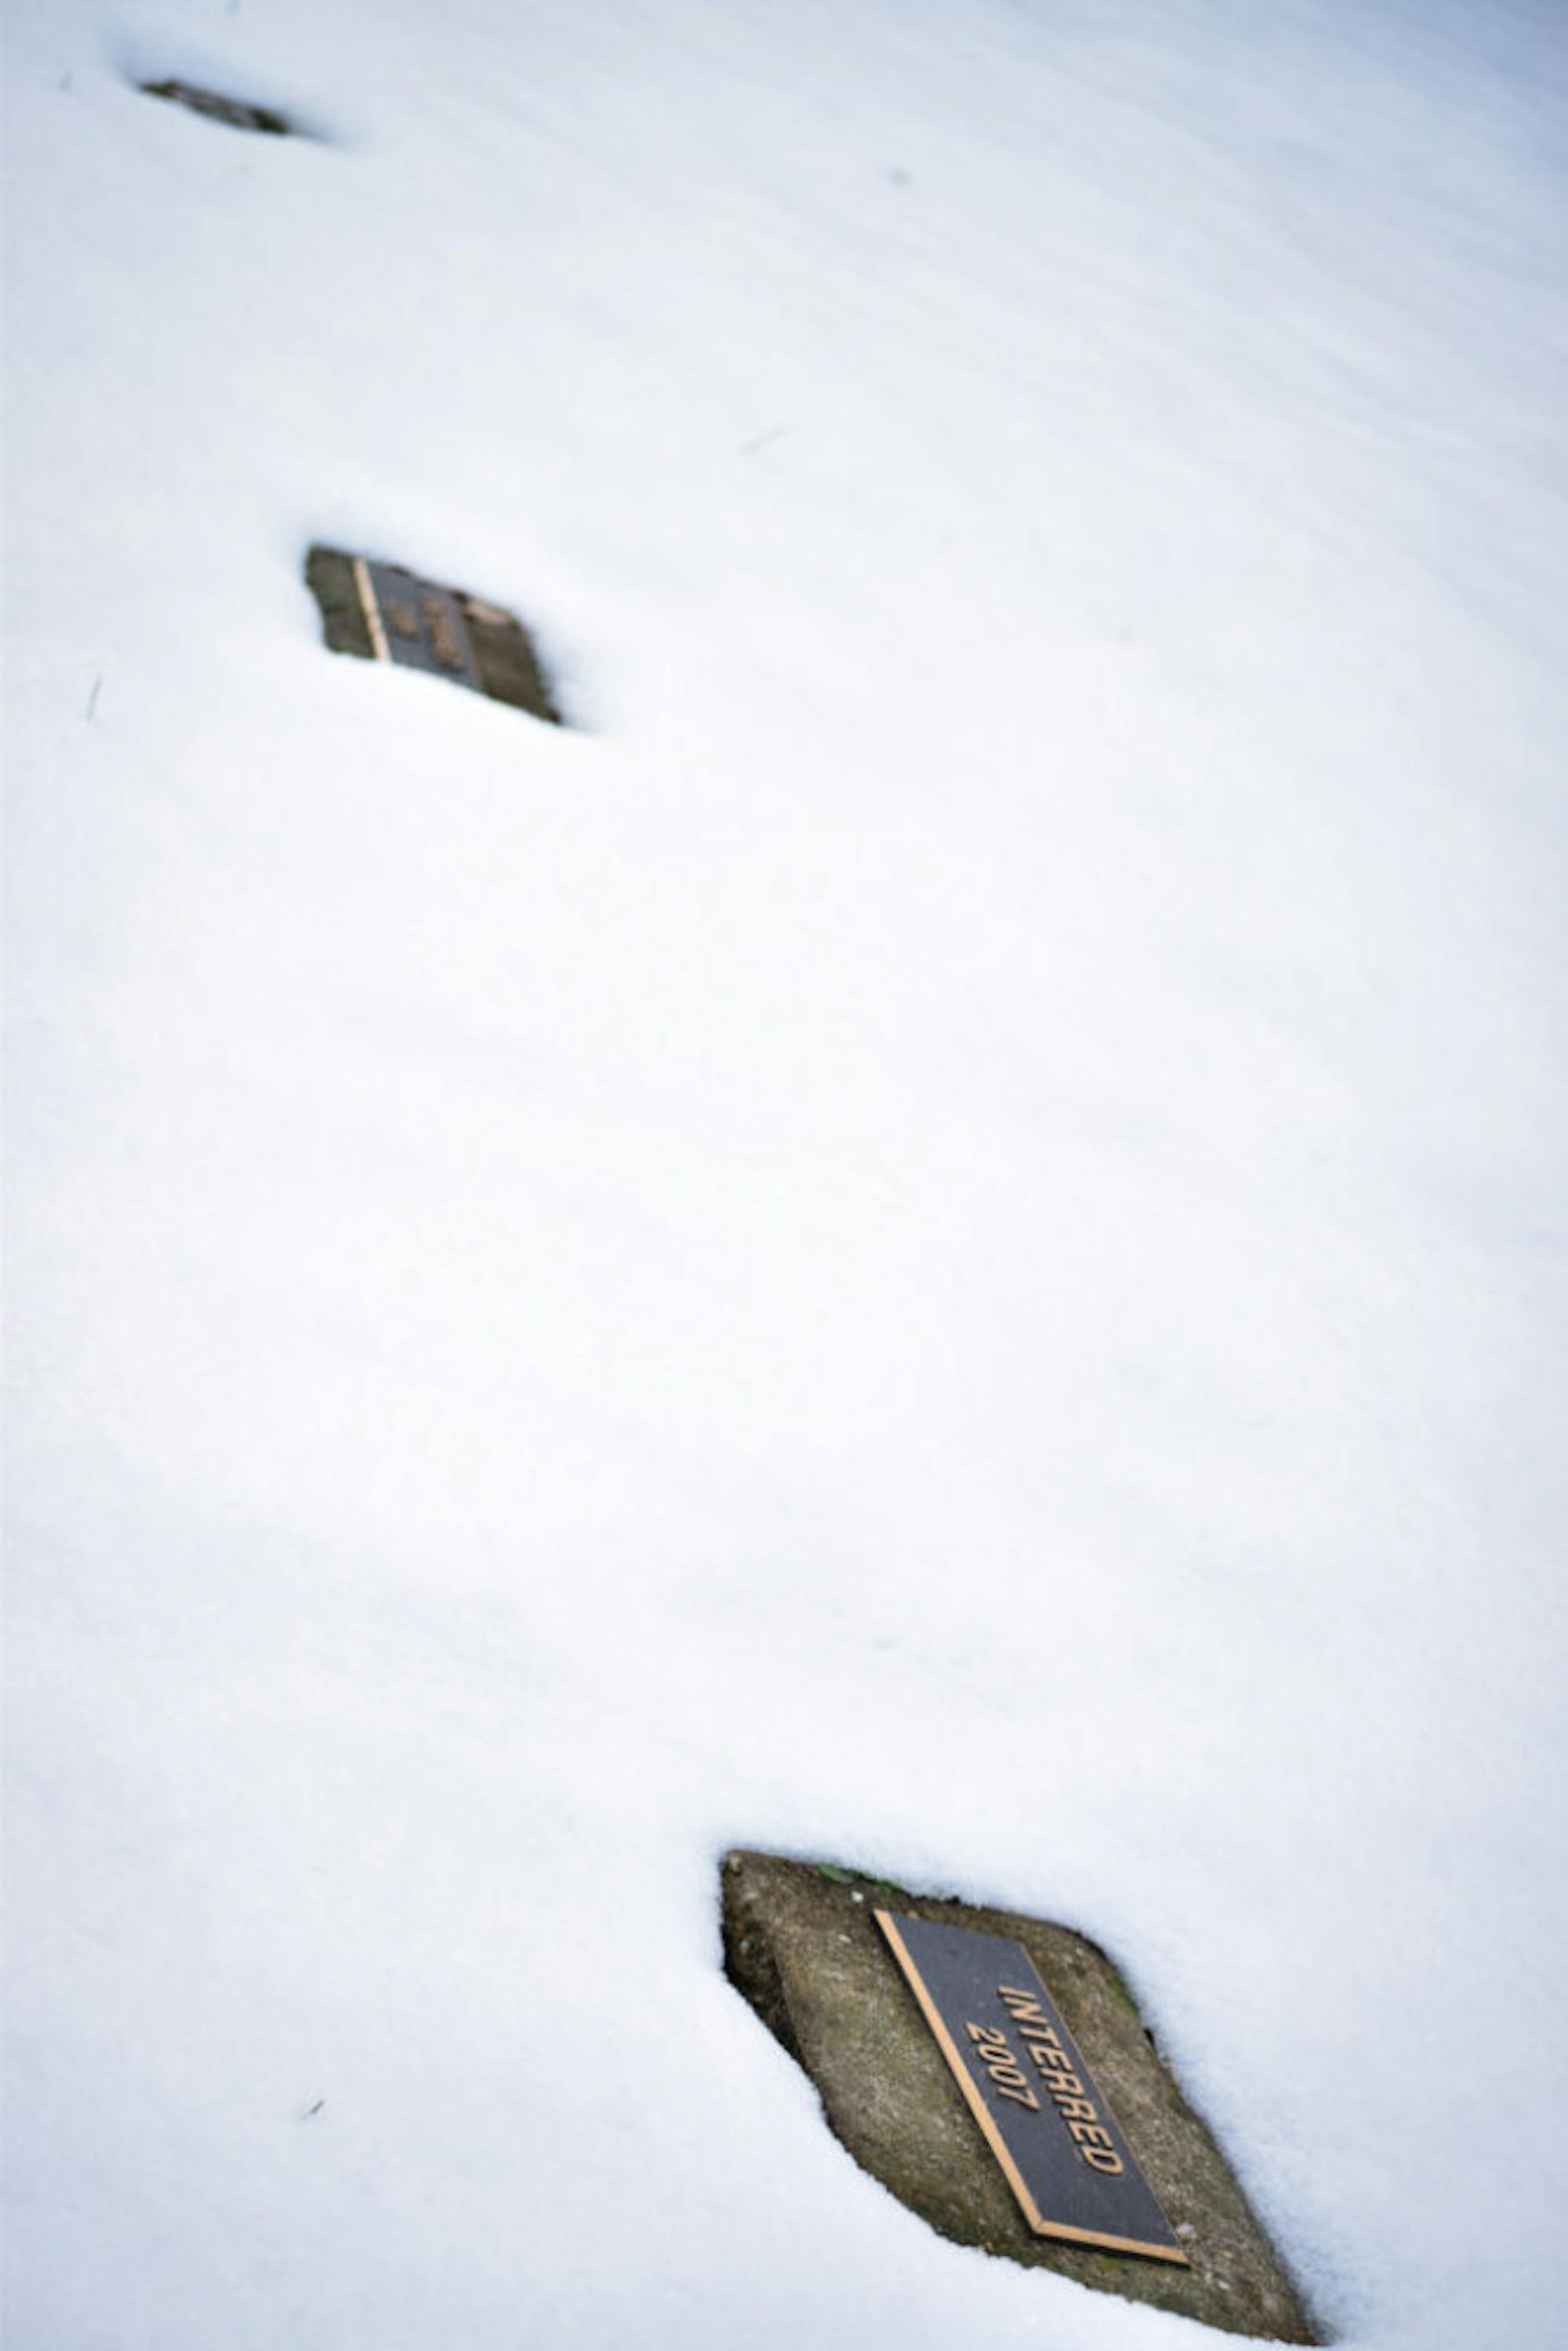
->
[5,2,1565,2344]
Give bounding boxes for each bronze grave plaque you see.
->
[877,1909,1184,2262]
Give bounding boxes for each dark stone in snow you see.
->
[140,79,294,136]
[720,1849,1324,2342]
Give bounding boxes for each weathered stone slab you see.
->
[721,1849,1323,2342]
[304,546,564,724]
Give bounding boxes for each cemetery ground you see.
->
[5,3,1565,2349]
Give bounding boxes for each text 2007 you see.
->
[965,2021,1040,2110]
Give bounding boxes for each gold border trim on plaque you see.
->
[874,1910,1188,2266]
[352,555,391,663]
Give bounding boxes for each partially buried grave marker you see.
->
[140,78,295,136]
[721,1849,1323,2342]
[305,546,564,724]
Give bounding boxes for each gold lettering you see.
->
[1070,2123,1112,2150]
[966,2019,1040,2110]
[1083,2146,1125,2175]
[1054,2096,1097,2121]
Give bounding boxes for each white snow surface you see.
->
[5,2,1566,2344]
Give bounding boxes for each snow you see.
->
[5,1,1566,2344]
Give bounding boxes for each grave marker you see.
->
[140,79,293,136]
[721,1849,1323,2341]
[305,546,564,724]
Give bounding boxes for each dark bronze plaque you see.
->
[357,560,485,690]
[876,1910,1185,2263]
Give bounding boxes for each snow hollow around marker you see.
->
[5,3,1566,2348]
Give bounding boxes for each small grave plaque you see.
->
[305,546,564,724]
[877,1909,1185,2263]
